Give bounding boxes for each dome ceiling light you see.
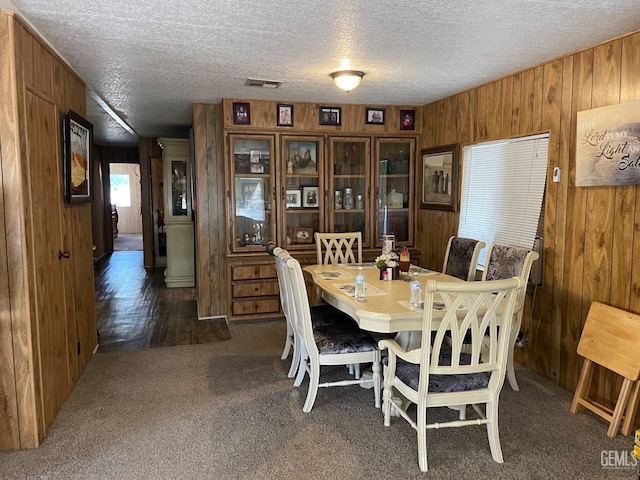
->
[330,70,365,93]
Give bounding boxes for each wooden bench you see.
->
[570,302,640,437]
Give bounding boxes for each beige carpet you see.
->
[0,320,635,479]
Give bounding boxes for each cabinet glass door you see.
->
[282,136,324,249]
[170,160,188,216]
[375,138,415,246]
[329,137,370,247]
[229,135,275,252]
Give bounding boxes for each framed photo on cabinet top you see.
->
[62,109,94,204]
[419,144,459,211]
[366,108,385,125]
[400,109,415,130]
[319,106,341,126]
[233,102,251,125]
[277,104,294,127]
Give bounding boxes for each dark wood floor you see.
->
[95,251,231,352]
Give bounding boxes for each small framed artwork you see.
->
[286,189,301,208]
[250,164,264,173]
[277,104,294,127]
[233,102,251,125]
[400,109,415,130]
[286,140,318,175]
[236,178,265,210]
[293,227,313,244]
[302,186,319,208]
[366,108,385,125]
[250,150,260,163]
[62,110,94,204]
[319,106,341,126]
[419,144,459,211]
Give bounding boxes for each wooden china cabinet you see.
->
[223,104,418,321]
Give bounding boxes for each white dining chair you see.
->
[267,242,298,378]
[314,231,364,377]
[315,232,362,265]
[481,243,539,391]
[281,254,381,412]
[442,236,486,281]
[379,275,524,472]
[269,243,362,380]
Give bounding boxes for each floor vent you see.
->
[245,78,282,88]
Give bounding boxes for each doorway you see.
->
[110,163,143,251]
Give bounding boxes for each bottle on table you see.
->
[399,246,411,277]
[410,272,422,308]
[355,266,366,300]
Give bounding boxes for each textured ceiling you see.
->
[3,0,640,146]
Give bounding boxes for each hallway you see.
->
[113,233,143,251]
[95,251,230,352]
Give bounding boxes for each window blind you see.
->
[458,133,549,267]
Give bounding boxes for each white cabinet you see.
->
[159,138,195,287]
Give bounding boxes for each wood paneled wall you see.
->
[193,104,228,318]
[91,145,107,260]
[138,138,162,267]
[0,12,96,450]
[418,30,640,418]
[0,11,21,451]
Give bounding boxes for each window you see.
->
[458,133,549,267]
[110,174,131,207]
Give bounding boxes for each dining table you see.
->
[303,263,459,350]
[303,263,522,350]
[304,262,523,415]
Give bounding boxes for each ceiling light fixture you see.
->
[330,70,364,93]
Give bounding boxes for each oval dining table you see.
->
[303,263,458,350]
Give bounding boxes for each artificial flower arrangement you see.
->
[375,252,399,269]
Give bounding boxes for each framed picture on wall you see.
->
[400,109,415,130]
[319,106,341,126]
[62,110,94,204]
[419,144,459,211]
[277,104,294,127]
[233,102,251,125]
[366,108,385,125]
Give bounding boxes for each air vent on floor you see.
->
[244,78,282,89]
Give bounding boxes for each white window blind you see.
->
[458,133,549,267]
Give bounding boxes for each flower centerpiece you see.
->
[375,252,399,280]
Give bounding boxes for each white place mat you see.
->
[335,283,388,297]
[339,263,376,269]
[397,299,424,311]
[339,264,437,276]
[397,299,464,311]
[409,266,438,275]
[316,270,352,280]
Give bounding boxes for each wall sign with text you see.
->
[576,99,640,186]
